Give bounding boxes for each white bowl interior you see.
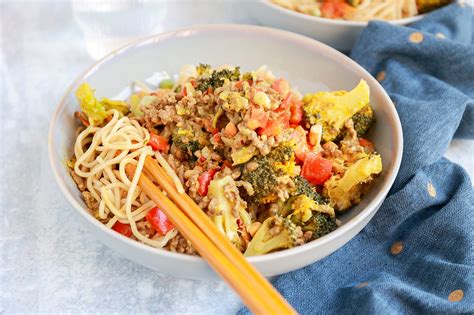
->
[49,25,402,280]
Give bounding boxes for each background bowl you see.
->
[250,0,423,51]
[49,24,402,280]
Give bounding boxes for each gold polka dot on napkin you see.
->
[409,32,424,43]
[436,32,446,39]
[391,241,404,255]
[376,71,386,82]
[356,282,369,288]
[448,289,464,302]
[427,182,437,197]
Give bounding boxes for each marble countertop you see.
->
[1,1,472,313]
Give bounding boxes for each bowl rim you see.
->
[260,0,425,26]
[48,23,403,267]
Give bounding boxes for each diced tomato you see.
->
[271,78,290,97]
[301,153,333,185]
[247,106,269,130]
[359,138,373,148]
[148,133,168,152]
[212,133,221,143]
[198,168,219,197]
[289,98,303,125]
[146,207,174,236]
[235,80,243,90]
[182,85,187,97]
[190,79,197,88]
[279,92,293,110]
[321,0,353,19]
[198,156,207,164]
[222,160,233,169]
[112,221,133,237]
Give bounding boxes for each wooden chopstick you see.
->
[125,164,285,314]
[142,157,296,314]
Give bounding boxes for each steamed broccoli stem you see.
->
[197,67,241,92]
[352,104,374,136]
[196,63,212,76]
[244,216,303,256]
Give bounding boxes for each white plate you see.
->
[48,24,402,280]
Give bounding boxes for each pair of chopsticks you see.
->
[125,156,296,314]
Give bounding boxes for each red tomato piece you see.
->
[146,207,174,236]
[247,106,269,130]
[112,221,133,238]
[301,153,333,185]
[359,138,373,148]
[148,133,168,152]
[289,98,303,125]
[197,168,218,197]
[271,78,290,97]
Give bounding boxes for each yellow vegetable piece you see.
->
[325,154,382,211]
[231,146,256,165]
[303,79,370,142]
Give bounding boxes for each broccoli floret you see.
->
[244,216,303,256]
[241,156,278,204]
[197,67,241,92]
[302,80,370,142]
[171,133,202,157]
[287,194,336,241]
[324,154,382,211]
[301,213,337,239]
[196,63,212,76]
[352,104,374,136]
[293,176,326,204]
[268,144,293,163]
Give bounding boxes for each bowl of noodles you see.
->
[49,25,402,280]
[250,0,451,51]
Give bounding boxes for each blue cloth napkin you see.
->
[239,3,474,314]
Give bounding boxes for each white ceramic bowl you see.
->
[48,24,402,280]
[251,0,423,51]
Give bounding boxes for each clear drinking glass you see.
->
[72,0,167,60]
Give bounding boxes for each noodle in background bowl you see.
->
[249,0,424,51]
[48,25,402,280]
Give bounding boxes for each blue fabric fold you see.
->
[239,3,474,314]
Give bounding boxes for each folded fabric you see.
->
[239,3,474,314]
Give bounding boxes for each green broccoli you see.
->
[300,213,337,239]
[293,176,326,204]
[197,67,241,92]
[352,104,374,136]
[268,144,293,163]
[244,216,303,256]
[241,155,278,204]
[302,80,370,142]
[196,63,212,76]
[171,133,202,158]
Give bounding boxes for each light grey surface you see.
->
[1,1,473,313]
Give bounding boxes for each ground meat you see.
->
[322,141,342,159]
[167,233,197,255]
[82,190,99,213]
[70,170,86,192]
[340,119,365,157]
[136,221,155,238]
[276,175,295,201]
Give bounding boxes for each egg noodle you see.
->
[73,110,178,247]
